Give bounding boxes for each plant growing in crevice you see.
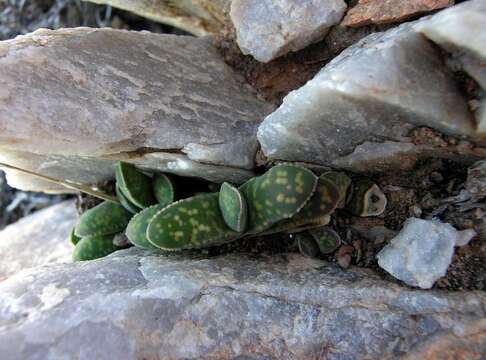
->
[67,161,387,261]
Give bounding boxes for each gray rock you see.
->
[257,21,477,168]
[331,141,419,173]
[0,28,272,191]
[414,0,486,89]
[0,201,76,281]
[230,0,347,62]
[414,0,486,134]
[1,249,485,359]
[377,218,476,289]
[85,0,230,36]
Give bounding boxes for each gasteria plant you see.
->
[71,162,387,261]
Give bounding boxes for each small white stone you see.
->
[377,218,472,289]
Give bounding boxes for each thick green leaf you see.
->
[116,162,156,208]
[346,180,387,217]
[126,204,165,249]
[116,185,142,214]
[239,164,317,234]
[72,234,120,261]
[296,232,320,258]
[219,182,248,233]
[263,173,340,234]
[153,174,175,207]
[309,226,341,254]
[147,193,238,251]
[321,171,352,208]
[74,201,133,237]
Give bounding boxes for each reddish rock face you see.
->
[342,0,454,27]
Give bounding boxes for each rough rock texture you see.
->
[377,218,476,289]
[0,28,272,191]
[230,0,347,63]
[0,248,485,359]
[85,0,230,36]
[0,201,76,281]
[257,20,480,170]
[342,0,454,27]
[414,0,486,134]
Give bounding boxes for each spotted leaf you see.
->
[126,204,165,250]
[72,234,121,261]
[309,226,341,254]
[74,201,133,237]
[147,193,238,251]
[239,164,317,234]
[264,173,340,234]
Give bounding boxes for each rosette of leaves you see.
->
[69,161,387,260]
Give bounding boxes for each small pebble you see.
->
[338,254,351,269]
[410,205,422,217]
[474,208,485,219]
[337,245,354,258]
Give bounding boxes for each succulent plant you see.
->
[72,234,123,262]
[68,161,387,261]
[116,162,156,209]
[239,164,318,234]
[308,226,341,254]
[296,232,321,258]
[147,193,239,250]
[153,174,175,207]
[346,179,387,217]
[74,201,132,238]
[125,204,165,250]
[218,182,248,233]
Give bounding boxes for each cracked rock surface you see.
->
[257,17,481,171]
[0,201,76,281]
[0,27,272,190]
[0,247,485,359]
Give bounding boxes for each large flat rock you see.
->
[0,248,485,359]
[257,18,480,170]
[0,28,272,190]
[0,201,76,281]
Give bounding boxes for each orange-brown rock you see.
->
[342,0,454,27]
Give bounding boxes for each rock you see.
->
[1,249,485,359]
[0,201,76,281]
[331,141,419,172]
[257,20,478,170]
[414,0,485,88]
[342,0,454,27]
[0,28,272,191]
[85,0,230,36]
[414,0,486,134]
[230,0,347,62]
[377,218,477,289]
